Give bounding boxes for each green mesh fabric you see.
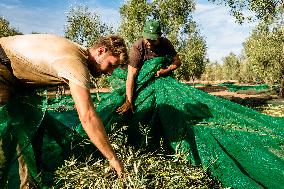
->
[218,83,270,92]
[0,92,48,188]
[0,91,93,188]
[95,57,284,189]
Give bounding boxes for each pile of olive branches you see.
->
[54,124,223,189]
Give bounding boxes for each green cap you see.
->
[142,20,161,40]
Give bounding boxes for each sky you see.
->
[0,0,257,63]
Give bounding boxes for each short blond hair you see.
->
[92,35,128,65]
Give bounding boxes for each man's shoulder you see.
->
[132,38,144,47]
[0,34,71,47]
[160,37,172,44]
[1,33,61,39]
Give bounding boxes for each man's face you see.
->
[145,37,161,51]
[95,52,119,75]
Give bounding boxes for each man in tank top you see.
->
[0,34,127,187]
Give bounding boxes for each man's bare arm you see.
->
[69,81,123,175]
[116,65,138,113]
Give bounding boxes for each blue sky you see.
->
[0,0,256,62]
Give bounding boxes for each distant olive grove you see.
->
[1,0,283,96]
[58,0,284,97]
[201,23,283,97]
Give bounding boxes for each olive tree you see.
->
[208,0,284,96]
[222,52,240,81]
[243,24,283,87]
[175,32,207,83]
[0,17,22,37]
[119,0,152,46]
[64,5,113,47]
[64,5,113,88]
[208,0,283,23]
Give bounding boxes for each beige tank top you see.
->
[0,34,91,89]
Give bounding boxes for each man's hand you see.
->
[156,68,169,77]
[116,99,134,114]
[109,157,124,176]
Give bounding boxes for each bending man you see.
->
[0,34,127,187]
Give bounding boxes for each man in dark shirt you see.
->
[117,20,181,113]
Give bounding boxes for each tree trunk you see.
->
[280,74,284,97]
[280,42,284,97]
[192,76,195,88]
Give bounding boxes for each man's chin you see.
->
[100,69,113,76]
[91,70,103,78]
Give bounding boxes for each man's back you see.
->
[0,34,90,88]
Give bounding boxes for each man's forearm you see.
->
[126,78,134,103]
[81,111,117,161]
[166,64,179,72]
[69,81,122,174]
[169,54,181,71]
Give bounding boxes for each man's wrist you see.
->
[126,98,132,105]
[167,65,176,72]
[108,154,119,162]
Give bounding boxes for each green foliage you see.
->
[176,33,207,81]
[208,0,283,23]
[55,125,222,188]
[0,17,22,37]
[239,59,258,83]
[64,5,113,47]
[151,0,196,48]
[201,61,224,81]
[204,0,284,97]
[222,52,240,80]
[243,23,284,86]
[119,0,196,47]
[119,0,152,45]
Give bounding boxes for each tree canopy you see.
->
[64,5,112,47]
[176,32,207,82]
[0,17,22,37]
[208,0,284,23]
[244,24,284,85]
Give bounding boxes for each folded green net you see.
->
[0,92,92,188]
[0,92,47,188]
[96,57,284,189]
[218,83,270,92]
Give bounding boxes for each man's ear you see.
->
[98,46,107,55]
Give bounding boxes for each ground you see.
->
[196,85,284,117]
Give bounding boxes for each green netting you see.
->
[1,57,283,188]
[218,83,270,92]
[0,92,48,188]
[95,57,284,189]
[0,92,94,188]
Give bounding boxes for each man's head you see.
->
[142,20,162,49]
[88,35,128,75]
[142,20,162,41]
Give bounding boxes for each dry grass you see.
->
[255,104,284,117]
